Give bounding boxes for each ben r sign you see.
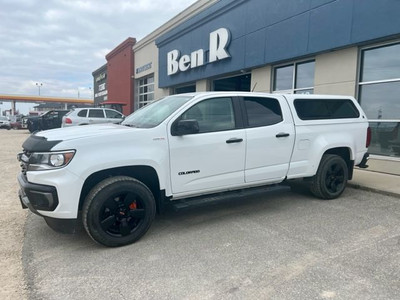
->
[167,28,231,76]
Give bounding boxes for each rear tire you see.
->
[83,176,156,247]
[310,154,348,200]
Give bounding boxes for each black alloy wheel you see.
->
[100,191,146,237]
[324,163,345,194]
[311,154,348,199]
[83,176,156,247]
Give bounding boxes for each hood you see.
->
[35,123,134,142]
[22,124,147,152]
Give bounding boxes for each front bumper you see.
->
[17,173,77,233]
[18,173,59,212]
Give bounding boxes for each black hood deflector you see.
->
[22,135,62,152]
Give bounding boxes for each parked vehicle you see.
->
[18,92,370,247]
[10,120,22,129]
[21,116,29,129]
[27,110,70,133]
[0,116,11,130]
[10,115,28,130]
[61,108,124,127]
[25,115,40,132]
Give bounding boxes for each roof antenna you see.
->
[251,82,257,92]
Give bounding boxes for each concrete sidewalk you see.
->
[349,158,400,198]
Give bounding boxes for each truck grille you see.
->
[17,151,30,177]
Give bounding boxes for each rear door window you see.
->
[77,109,87,117]
[294,99,360,120]
[88,109,105,118]
[243,97,283,127]
[105,109,123,119]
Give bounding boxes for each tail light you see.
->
[366,126,371,148]
[65,117,72,124]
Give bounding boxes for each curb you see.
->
[348,183,400,199]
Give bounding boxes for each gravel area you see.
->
[2,129,400,300]
[0,129,29,299]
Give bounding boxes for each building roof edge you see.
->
[106,37,136,61]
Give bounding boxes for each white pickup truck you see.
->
[17,92,370,247]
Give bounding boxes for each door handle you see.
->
[226,138,243,144]
[276,132,290,138]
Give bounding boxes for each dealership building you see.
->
[95,0,400,159]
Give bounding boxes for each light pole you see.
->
[88,87,94,100]
[77,87,92,98]
[35,83,43,95]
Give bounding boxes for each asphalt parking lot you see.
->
[2,130,400,300]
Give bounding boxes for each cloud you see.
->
[0,0,197,114]
[94,48,111,60]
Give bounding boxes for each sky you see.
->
[0,0,198,114]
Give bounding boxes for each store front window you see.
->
[137,75,154,108]
[273,60,315,94]
[359,42,400,158]
[213,74,251,91]
[174,84,196,94]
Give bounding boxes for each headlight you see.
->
[28,150,76,171]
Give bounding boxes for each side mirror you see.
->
[171,119,199,136]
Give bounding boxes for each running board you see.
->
[170,184,290,211]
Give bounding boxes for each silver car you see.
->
[0,116,11,130]
[62,108,124,127]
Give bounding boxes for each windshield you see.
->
[122,95,193,128]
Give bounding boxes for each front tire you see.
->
[310,154,348,200]
[83,176,156,247]
[28,123,37,133]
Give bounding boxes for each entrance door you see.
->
[213,74,251,91]
[168,96,246,195]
